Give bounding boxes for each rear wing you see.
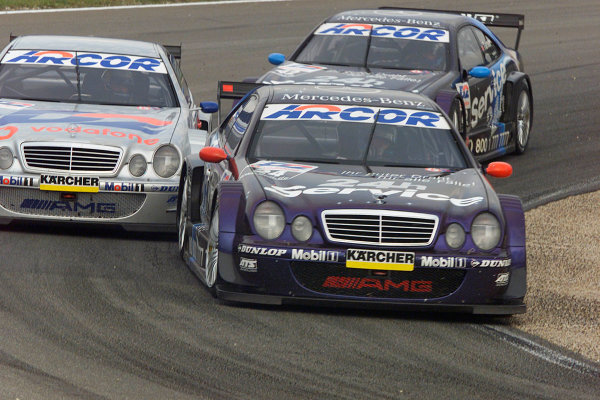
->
[378,8,525,50]
[217,81,264,123]
[163,44,182,62]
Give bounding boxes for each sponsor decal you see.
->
[239,257,258,272]
[470,259,512,268]
[237,244,287,257]
[264,179,483,207]
[102,182,144,192]
[271,62,327,77]
[315,23,449,42]
[167,195,178,204]
[322,276,432,292]
[470,125,510,155]
[468,58,508,129]
[40,175,99,193]
[495,272,510,286]
[261,104,450,129]
[460,13,498,24]
[0,126,18,141]
[337,14,442,28]
[0,100,34,110]
[455,82,471,108]
[0,176,34,186]
[280,93,426,107]
[250,160,317,181]
[149,185,179,192]
[346,249,415,271]
[420,256,467,268]
[2,50,167,74]
[20,199,115,213]
[291,249,339,262]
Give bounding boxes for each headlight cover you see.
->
[471,213,501,251]
[0,147,13,170]
[253,201,285,240]
[445,223,466,249]
[153,145,180,178]
[291,215,312,242]
[128,154,147,177]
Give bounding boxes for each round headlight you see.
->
[471,213,501,251]
[445,223,465,249]
[253,201,285,240]
[128,154,147,177]
[291,215,312,242]
[153,145,180,178]
[0,147,13,170]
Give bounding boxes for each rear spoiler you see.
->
[217,80,264,123]
[378,7,525,50]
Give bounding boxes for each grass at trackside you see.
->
[0,0,221,11]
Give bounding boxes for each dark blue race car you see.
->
[255,8,533,161]
[178,84,526,314]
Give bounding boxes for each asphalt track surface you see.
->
[1,1,599,399]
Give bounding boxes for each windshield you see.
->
[0,50,178,107]
[248,104,467,169]
[295,23,449,71]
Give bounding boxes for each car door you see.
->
[456,26,494,156]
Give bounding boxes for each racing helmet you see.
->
[101,70,134,102]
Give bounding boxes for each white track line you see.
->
[0,0,289,15]
[478,324,600,376]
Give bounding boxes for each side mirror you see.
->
[200,147,228,163]
[469,66,492,78]
[199,101,218,114]
[268,53,286,66]
[485,161,512,178]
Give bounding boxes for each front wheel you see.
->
[449,98,465,138]
[177,173,189,259]
[514,82,532,154]
[203,206,219,297]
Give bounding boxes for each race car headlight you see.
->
[128,154,147,177]
[153,145,180,178]
[291,215,312,242]
[471,213,502,251]
[445,223,466,249]
[0,147,13,169]
[253,201,285,240]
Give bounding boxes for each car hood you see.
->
[258,61,448,93]
[0,100,180,149]
[244,162,493,221]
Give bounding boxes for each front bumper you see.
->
[0,174,179,230]
[215,239,526,315]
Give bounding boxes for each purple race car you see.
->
[178,83,526,314]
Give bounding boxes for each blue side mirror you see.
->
[268,53,286,66]
[469,66,492,78]
[199,101,218,114]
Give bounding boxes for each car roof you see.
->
[263,85,440,112]
[327,9,470,30]
[9,35,161,58]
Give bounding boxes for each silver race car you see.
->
[0,35,217,230]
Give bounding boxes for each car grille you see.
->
[0,187,145,219]
[291,262,465,299]
[321,210,438,246]
[22,143,122,174]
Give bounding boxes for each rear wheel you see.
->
[203,206,219,297]
[514,82,532,154]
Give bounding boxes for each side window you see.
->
[457,27,485,71]
[225,94,259,152]
[472,28,501,64]
[169,54,192,105]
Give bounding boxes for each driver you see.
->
[101,70,134,103]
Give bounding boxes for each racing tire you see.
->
[449,98,465,138]
[514,81,532,154]
[177,172,190,260]
[204,205,220,297]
